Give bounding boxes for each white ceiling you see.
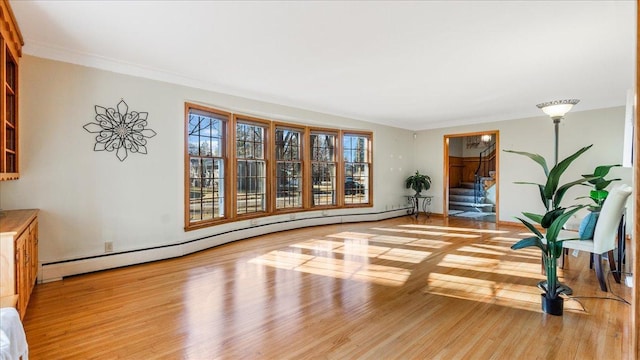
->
[9,1,636,130]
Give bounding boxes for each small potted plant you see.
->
[579,164,621,212]
[504,145,599,315]
[405,170,431,196]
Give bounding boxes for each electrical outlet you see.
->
[105,242,113,253]
[625,275,633,288]
[571,249,579,257]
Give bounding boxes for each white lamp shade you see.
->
[540,104,574,118]
[536,99,580,119]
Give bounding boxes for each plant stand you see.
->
[406,195,432,219]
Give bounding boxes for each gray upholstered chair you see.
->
[558,184,632,292]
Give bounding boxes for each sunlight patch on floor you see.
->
[518,232,538,237]
[370,228,455,248]
[488,236,524,243]
[248,236,429,286]
[250,250,412,286]
[438,254,545,280]
[289,238,432,263]
[327,231,376,240]
[372,227,480,239]
[457,245,506,256]
[425,272,583,313]
[399,224,509,234]
[249,250,315,270]
[369,234,420,245]
[288,238,345,252]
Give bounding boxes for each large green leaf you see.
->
[504,150,549,176]
[545,206,585,245]
[594,178,621,191]
[511,236,545,252]
[515,217,543,239]
[553,176,599,207]
[594,164,621,177]
[540,208,565,228]
[543,145,592,202]
[522,212,543,224]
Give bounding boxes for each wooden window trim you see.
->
[232,114,271,219]
[273,122,306,213]
[309,128,340,209]
[342,130,373,208]
[184,103,232,231]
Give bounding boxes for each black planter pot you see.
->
[541,294,563,316]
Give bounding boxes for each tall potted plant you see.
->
[405,170,431,196]
[504,145,598,315]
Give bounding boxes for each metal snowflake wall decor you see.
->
[83,99,157,162]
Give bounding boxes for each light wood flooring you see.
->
[23,216,632,359]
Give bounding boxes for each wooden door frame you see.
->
[443,130,500,221]
[632,1,639,357]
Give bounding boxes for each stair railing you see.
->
[473,142,496,204]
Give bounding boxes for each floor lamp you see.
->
[536,99,580,166]
[536,99,580,272]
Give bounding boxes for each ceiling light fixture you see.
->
[536,99,580,165]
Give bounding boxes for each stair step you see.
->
[449,201,493,208]
[459,182,478,189]
[449,188,476,195]
[450,195,483,203]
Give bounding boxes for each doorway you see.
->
[443,131,499,223]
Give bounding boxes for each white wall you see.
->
[0,56,415,280]
[414,107,634,226]
[0,56,633,281]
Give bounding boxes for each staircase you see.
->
[448,140,496,220]
[449,181,494,213]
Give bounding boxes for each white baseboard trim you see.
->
[40,208,409,283]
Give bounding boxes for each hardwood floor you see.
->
[23,216,632,359]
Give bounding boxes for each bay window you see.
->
[184,103,372,230]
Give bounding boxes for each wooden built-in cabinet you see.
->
[0,209,39,319]
[0,0,23,181]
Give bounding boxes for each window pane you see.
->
[275,127,303,209]
[276,129,301,161]
[188,111,224,157]
[343,134,371,205]
[236,160,266,214]
[276,162,302,209]
[187,107,226,224]
[312,163,336,206]
[236,121,267,215]
[311,132,337,207]
[311,134,335,161]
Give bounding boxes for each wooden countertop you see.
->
[0,209,39,236]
